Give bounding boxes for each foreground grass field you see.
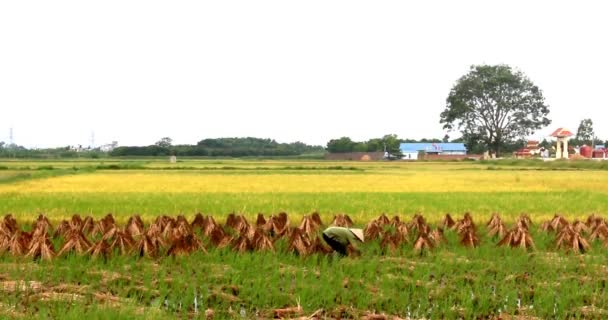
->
[3,235,608,319]
[2,212,608,319]
[2,158,608,318]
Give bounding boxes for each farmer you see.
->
[322,226,364,256]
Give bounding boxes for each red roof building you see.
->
[550,128,574,138]
[526,140,539,149]
[515,140,542,158]
[551,127,573,159]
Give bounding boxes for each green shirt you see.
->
[323,227,362,249]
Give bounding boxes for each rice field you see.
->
[2,158,608,318]
[1,159,607,223]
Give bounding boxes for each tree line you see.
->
[325,135,538,156]
[325,135,403,155]
[109,137,325,157]
[0,143,105,159]
[325,116,605,156]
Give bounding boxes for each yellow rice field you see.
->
[1,160,608,222]
[1,169,607,194]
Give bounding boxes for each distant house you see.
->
[399,143,467,160]
[100,141,119,152]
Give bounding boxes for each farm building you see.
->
[399,143,467,160]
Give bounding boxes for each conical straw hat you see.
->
[349,228,364,242]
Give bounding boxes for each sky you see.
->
[1,1,607,148]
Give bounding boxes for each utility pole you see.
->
[8,127,15,158]
[90,131,95,149]
[383,142,389,159]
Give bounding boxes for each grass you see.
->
[1,191,606,224]
[0,168,82,186]
[480,158,608,170]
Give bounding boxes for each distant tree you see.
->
[326,137,356,153]
[0,141,4,149]
[325,134,402,157]
[382,134,403,158]
[539,139,552,149]
[155,137,173,148]
[575,119,594,145]
[191,137,322,156]
[452,133,487,154]
[352,142,368,152]
[440,65,551,156]
[502,138,527,154]
[442,134,450,143]
[366,138,384,152]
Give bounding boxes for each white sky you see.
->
[1,1,607,148]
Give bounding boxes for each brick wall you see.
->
[324,152,386,161]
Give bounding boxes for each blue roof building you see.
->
[399,143,467,160]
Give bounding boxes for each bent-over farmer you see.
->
[322,226,364,256]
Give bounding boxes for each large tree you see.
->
[326,137,356,153]
[155,137,173,148]
[440,65,551,156]
[381,134,403,158]
[575,118,594,145]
